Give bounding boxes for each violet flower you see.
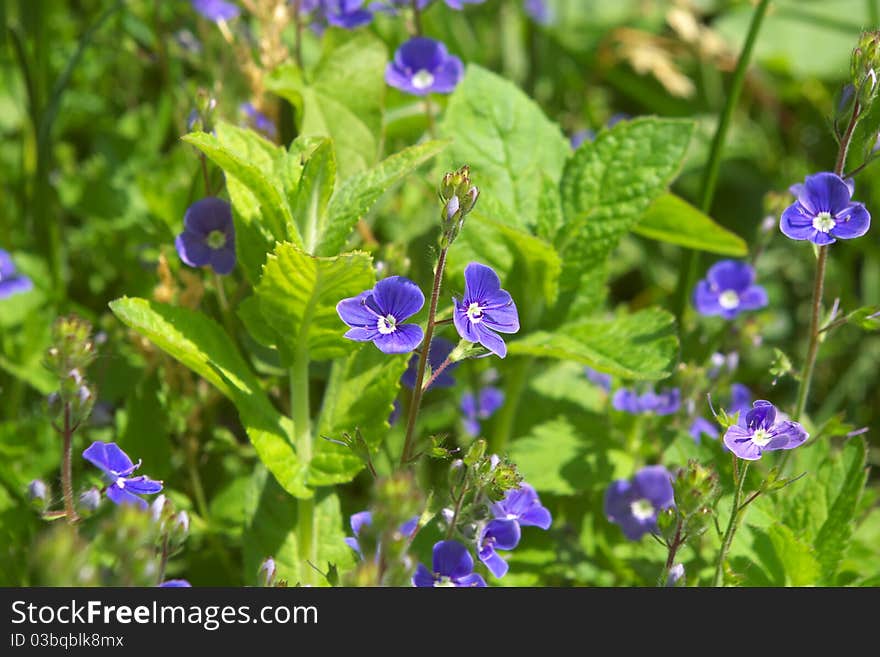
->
[453,262,520,358]
[82,442,163,510]
[323,0,373,28]
[412,540,486,587]
[461,386,504,436]
[723,400,808,461]
[612,387,680,416]
[781,172,870,244]
[337,276,425,354]
[175,197,237,275]
[693,260,768,320]
[0,249,33,300]
[386,37,464,96]
[191,0,240,21]
[401,337,458,390]
[604,465,675,541]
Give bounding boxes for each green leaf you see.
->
[744,524,820,586]
[507,418,592,496]
[440,64,569,229]
[108,297,310,499]
[268,32,386,180]
[813,437,868,583]
[243,468,353,586]
[312,347,408,486]
[556,117,694,300]
[293,139,337,254]
[845,305,880,331]
[319,139,449,256]
[182,123,299,245]
[508,308,678,380]
[255,243,376,362]
[634,193,748,256]
[448,196,561,328]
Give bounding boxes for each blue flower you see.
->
[477,519,520,578]
[453,263,520,358]
[688,416,719,443]
[401,337,458,390]
[460,386,504,436]
[612,387,680,415]
[490,483,552,529]
[345,511,419,559]
[323,0,373,29]
[240,103,277,139]
[191,0,240,21]
[723,400,808,461]
[570,129,595,149]
[781,172,870,244]
[82,442,163,510]
[386,37,464,96]
[337,276,425,354]
[604,465,675,541]
[412,540,486,587]
[158,580,192,587]
[693,260,768,320]
[523,0,551,24]
[0,249,33,300]
[584,366,612,392]
[175,197,236,275]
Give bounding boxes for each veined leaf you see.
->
[292,139,337,254]
[635,193,748,256]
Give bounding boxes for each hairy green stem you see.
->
[712,460,749,587]
[291,356,316,584]
[489,356,532,455]
[401,247,449,466]
[674,0,771,321]
[61,403,78,524]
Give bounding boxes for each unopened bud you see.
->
[78,488,101,514]
[259,557,277,587]
[28,479,48,505]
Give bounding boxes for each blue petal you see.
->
[121,476,163,495]
[478,545,509,578]
[463,262,502,303]
[432,540,473,579]
[412,563,435,587]
[372,323,423,354]
[106,483,148,509]
[158,579,192,587]
[633,465,674,510]
[82,442,136,478]
[483,518,521,550]
[478,386,505,417]
[372,276,425,322]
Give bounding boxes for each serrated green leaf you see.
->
[293,139,336,254]
[440,64,569,229]
[268,32,386,180]
[813,437,868,583]
[507,418,592,496]
[634,193,748,256]
[556,117,694,302]
[243,468,353,586]
[312,347,408,486]
[255,243,376,362]
[508,308,678,380]
[768,524,821,587]
[109,297,309,499]
[319,139,449,256]
[182,123,299,245]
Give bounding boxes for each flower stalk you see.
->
[712,459,749,586]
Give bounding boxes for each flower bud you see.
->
[439,166,479,246]
[78,487,101,514]
[258,557,277,587]
[28,479,48,508]
[851,32,880,108]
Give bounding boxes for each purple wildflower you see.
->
[240,103,277,139]
[82,442,163,510]
[612,387,680,415]
[191,0,240,21]
[336,276,425,354]
[781,172,870,244]
[604,465,675,541]
[323,0,373,29]
[461,386,504,436]
[689,416,719,443]
[175,197,236,275]
[523,0,551,24]
[723,400,808,461]
[0,249,33,300]
[584,367,612,392]
[158,580,192,587]
[693,260,768,319]
[477,519,520,578]
[490,483,552,529]
[453,263,520,358]
[412,540,486,587]
[386,37,464,96]
[345,510,420,559]
[401,337,458,390]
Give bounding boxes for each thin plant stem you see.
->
[712,459,749,587]
[61,402,79,524]
[421,355,453,392]
[214,272,230,313]
[410,0,423,35]
[445,484,469,540]
[291,354,316,584]
[658,518,683,586]
[401,247,449,467]
[674,0,771,321]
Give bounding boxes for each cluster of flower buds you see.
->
[45,315,97,427]
[463,440,523,502]
[851,31,880,108]
[439,166,479,247]
[187,88,218,133]
[660,460,720,543]
[151,495,190,553]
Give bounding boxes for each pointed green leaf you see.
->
[311,347,408,486]
[255,243,376,362]
[108,297,310,499]
[319,139,449,256]
[635,193,748,256]
[268,32,386,180]
[508,308,678,380]
[440,65,569,229]
[293,139,337,253]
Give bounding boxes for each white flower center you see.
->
[630,498,654,521]
[812,211,836,233]
[752,428,772,447]
[377,314,398,335]
[718,290,740,310]
[412,69,435,90]
[505,513,518,521]
[434,576,457,587]
[466,302,484,323]
[115,477,126,489]
[206,229,227,249]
